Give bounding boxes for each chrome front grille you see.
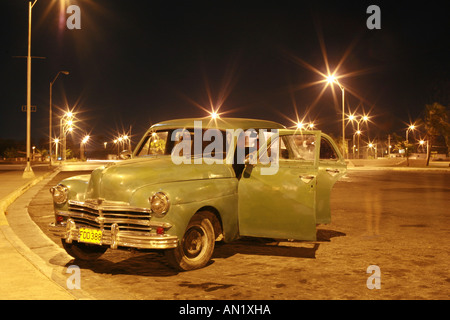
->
[67,199,152,232]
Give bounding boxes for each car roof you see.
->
[150,118,286,131]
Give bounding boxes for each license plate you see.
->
[79,228,102,245]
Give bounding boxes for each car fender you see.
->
[131,178,239,243]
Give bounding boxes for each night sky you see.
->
[0,0,449,151]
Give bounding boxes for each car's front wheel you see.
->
[62,240,108,260]
[165,212,215,271]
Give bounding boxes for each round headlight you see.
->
[149,192,170,216]
[50,184,69,205]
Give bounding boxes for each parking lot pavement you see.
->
[1,160,449,300]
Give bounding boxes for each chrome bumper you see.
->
[49,220,178,250]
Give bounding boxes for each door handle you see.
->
[299,175,315,184]
[326,168,340,176]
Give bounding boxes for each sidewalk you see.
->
[346,158,450,171]
[0,166,76,300]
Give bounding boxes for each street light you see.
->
[54,138,59,161]
[113,139,119,156]
[352,130,362,159]
[295,121,315,130]
[60,111,75,161]
[49,70,69,166]
[406,124,415,142]
[419,139,429,156]
[210,111,219,119]
[349,114,370,159]
[80,135,90,161]
[326,74,346,158]
[367,142,377,158]
[23,0,38,178]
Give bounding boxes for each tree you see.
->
[423,103,450,165]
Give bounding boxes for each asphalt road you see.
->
[24,168,450,300]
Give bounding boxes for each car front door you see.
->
[237,130,319,241]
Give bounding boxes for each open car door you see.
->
[316,133,347,224]
[237,130,320,241]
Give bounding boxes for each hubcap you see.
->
[183,226,205,258]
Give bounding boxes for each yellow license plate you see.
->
[79,228,102,245]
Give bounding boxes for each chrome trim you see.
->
[50,199,177,250]
[56,210,171,229]
[111,223,119,249]
[49,222,178,250]
[66,219,76,243]
[70,199,152,214]
[67,199,157,231]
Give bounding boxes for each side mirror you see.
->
[119,150,132,160]
[244,157,253,166]
[243,154,256,178]
[244,151,257,166]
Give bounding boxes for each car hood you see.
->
[85,156,234,202]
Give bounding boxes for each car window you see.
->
[136,129,228,159]
[137,131,169,156]
[279,137,289,159]
[285,134,316,161]
[319,137,338,160]
[265,134,316,161]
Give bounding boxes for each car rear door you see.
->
[237,130,320,240]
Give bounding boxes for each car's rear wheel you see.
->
[165,212,215,271]
[62,240,108,260]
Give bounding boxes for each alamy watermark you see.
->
[366,265,381,289]
[65,5,380,31]
[366,5,381,30]
[169,121,280,175]
[66,5,81,30]
[66,265,81,290]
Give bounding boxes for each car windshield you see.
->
[136,129,228,159]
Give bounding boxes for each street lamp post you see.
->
[352,130,361,159]
[419,139,429,158]
[349,114,369,159]
[54,138,59,161]
[49,71,69,166]
[23,0,38,178]
[406,125,415,143]
[80,135,89,161]
[326,75,346,158]
[60,112,74,161]
[113,139,118,156]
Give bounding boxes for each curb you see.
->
[0,168,60,225]
[347,166,450,172]
[0,169,96,300]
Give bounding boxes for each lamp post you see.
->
[348,114,369,159]
[54,138,59,161]
[23,0,38,178]
[118,136,123,153]
[49,71,69,166]
[352,130,361,159]
[123,135,131,151]
[406,124,415,143]
[113,139,118,156]
[326,75,346,158]
[80,135,89,161]
[368,142,374,158]
[60,111,74,161]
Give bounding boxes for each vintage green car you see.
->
[49,118,346,270]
